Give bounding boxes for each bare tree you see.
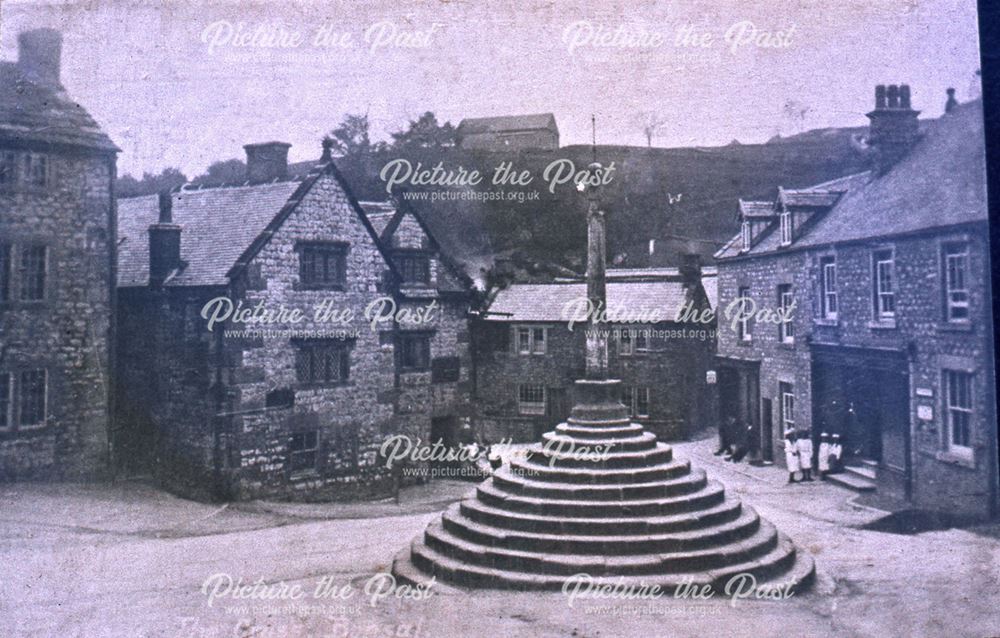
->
[636,111,667,147]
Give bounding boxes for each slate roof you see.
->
[457,113,558,135]
[117,181,302,287]
[358,201,396,236]
[0,62,118,152]
[716,100,986,260]
[485,280,694,323]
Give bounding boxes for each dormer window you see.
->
[779,211,792,246]
[741,221,751,251]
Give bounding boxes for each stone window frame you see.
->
[397,331,433,373]
[0,242,49,307]
[517,383,546,416]
[296,241,349,290]
[395,249,432,286]
[622,385,650,419]
[941,240,971,324]
[0,368,48,431]
[288,429,320,476]
[514,325,547,356]
[0,150,51,192]
[293,338,352,387]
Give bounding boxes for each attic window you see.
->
[397,252,430,284]
[779,211,792,246]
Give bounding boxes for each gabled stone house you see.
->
[715,87,997,518]
[473,264,717,443]
[456,113,559,151]
[115,142,473,501]
[0,29,118,480]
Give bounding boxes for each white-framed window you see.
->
[779,382,794,431]
[515,326,546,355]
[944,369,973,459]
[741,221,751,251]
[622,386,650,418]
[943,243,969,322]
[619,328,649,356]
[737,286,752,342]
[778,284,794,344]
[779,211,792,246]
[518,384,546,415]
[873,249,895,319]
[821,256,838,320]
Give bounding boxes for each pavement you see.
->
[1,436,999,637]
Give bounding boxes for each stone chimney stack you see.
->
[149,191,181,286]
[17,28,62,88]
[866,84,920,175]
[244,142,291,183]
[679,252,702,287]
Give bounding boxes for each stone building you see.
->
[0,29,118,480]
[472,265,717,442]
[115,142,472,501]
[456,113,559,151]
[715,87,998,518]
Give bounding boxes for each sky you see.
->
[0,0,984,178]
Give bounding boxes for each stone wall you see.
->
[0,147,115,480]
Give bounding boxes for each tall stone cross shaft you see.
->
[584,162,609,380]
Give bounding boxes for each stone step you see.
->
[393,533,814,594]
[826,471,876,493]
[491,467,709,500]
[476,480,727,518]
[565,416,633,428]
[420,517,781,576]
[845,463,876,481]
[459,493,742,536]
[525,442,673,469]
[556,422,646,440]
[441,504,762,555]
[542,431,658,452]
[506,456,691,484]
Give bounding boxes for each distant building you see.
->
[456,113,559,151]
[715,86,998,518]
[472,263,717,442]
[115,142,473,501]
[0,30,119,480]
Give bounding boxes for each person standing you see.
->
[784,429,800,484]
[817,432,832,479]
[716,415,736,456]
[797,428,814,481]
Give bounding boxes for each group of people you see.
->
[784,430,843,484]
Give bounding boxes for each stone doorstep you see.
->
[825,471,877,493]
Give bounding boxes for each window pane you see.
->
[19,370,46,426]
[20,246,46,301]
[299,244,346,286]
[0,373,9,429]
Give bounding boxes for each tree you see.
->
[116,167,187,197]
[390,111,456,150]
[636,112,667,147]
[325,113,379,158]
[190,159,247,186]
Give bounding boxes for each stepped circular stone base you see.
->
[392,380,815,594]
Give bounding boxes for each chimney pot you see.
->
[875,85,887,110]
[887,85,900,109]
[945,88,959,114]
[244,142,291,184]
[320,138,334,163]
[17,29,62,88]
[900,85,912,109]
